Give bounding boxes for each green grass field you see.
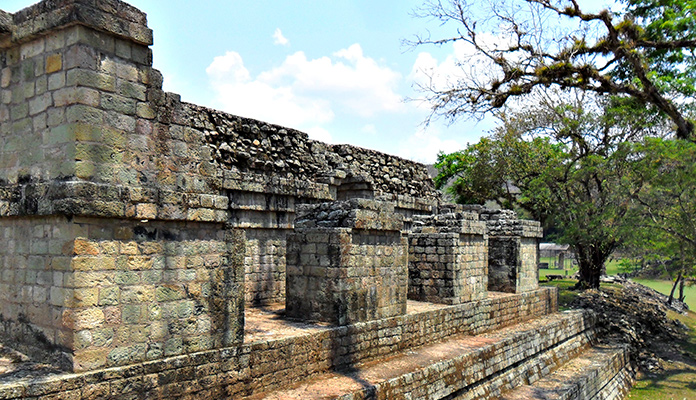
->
[632,278,696,311]
[628,309,696,400]
[539,257,627,277]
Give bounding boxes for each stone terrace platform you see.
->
[0,289,563,399]
[0,299,455,386]
[244,300,448,344]
[0,288,633,400]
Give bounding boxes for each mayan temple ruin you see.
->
[0,0,635,398]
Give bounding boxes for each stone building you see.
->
[0,1,633,399]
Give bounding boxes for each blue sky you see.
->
[3,0,616,164]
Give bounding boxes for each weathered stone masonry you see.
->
[0,0,442,372]
[0,1,635,399]
[287,199,408,325]
[408,211,488,305]
[481,209,543,294]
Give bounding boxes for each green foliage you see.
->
[414,0,696,139]
[434,93,653,288]
[617,258,639,274]
[625,0,696,95]
[624,138,696,278]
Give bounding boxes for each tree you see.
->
[625,138,696,299]
[413,0,696,139]
[435,92,654,288]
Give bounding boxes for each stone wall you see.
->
[0,0,440,306]
[480,209,543,293]
[0,288,560,400]
[0,216,76,369]
[0,0,555,381]
[0,215,245,372]
[0,0,445,370]
[243,229,287,306]
[408,212,488,304]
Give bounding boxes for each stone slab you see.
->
[248,311,596,400]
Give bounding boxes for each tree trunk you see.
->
[679,276,686,303]
[668,271,682,305]
[573,242,613,290]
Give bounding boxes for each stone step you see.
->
[246,311,596,400]
[499,346,635,400]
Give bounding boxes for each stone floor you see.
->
[244,299,450,343]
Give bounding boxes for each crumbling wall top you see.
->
[412,212,485,235]
[0,0,152,48]
[0,10,12,35]
[434,205,542,238]
[486,219,543,238]
[294,199,403,231]
[180,102,441,204]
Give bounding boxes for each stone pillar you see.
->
[286,199,407,325]
[0,0,243,372]
[408,212,487,304]
[482,210,543,293]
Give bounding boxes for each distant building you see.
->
[539,243,574,269]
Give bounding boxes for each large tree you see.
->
[435,92,658,288]
[413,0,696,139]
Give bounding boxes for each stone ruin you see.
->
[0,1,634,399]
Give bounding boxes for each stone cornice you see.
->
[0,0,152,48]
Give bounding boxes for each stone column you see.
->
[0,0,243,372]
[286,199,407,325]
[482,210,543,293]
[408,212,487,304]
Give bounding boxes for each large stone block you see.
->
[481,210,543,293]
[0,217,246,372]
[408,212,488,304]
[286,200,408,325]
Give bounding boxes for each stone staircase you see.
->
[500,346,634,400]
[0,289,634,399]
[246,309,634,400]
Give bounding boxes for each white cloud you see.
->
[206,51,334,128]
[206,44,404,131]
[259,44,404,116]
[273,28,289,46]
[305,126,333,143]
[397,126,468,164]
[410,38,501,97]
[361,124,377,134]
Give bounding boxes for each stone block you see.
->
[45,54,63,74]
[287,200,407,325]
[482,212,542,294]
[408,213,488,304]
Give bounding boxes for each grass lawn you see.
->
[628,309,696,400]
[539,258,625,279]
[539,279,577,310]
[632,278,696,311]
